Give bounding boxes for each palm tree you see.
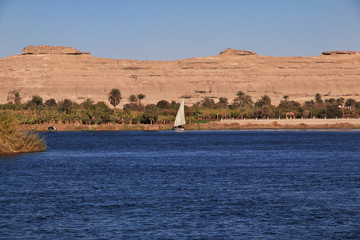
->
[255,95,271,107]
[81,98,94,110]
[137,93,145,105]
[129,94,138,103]
[234,91,253,108]
[315,93,323,104]
[108,88,122,110]
[31,95,44,114]
[59,99,73,114]
[7,89,21,105]
[31,95,43,106]
[218,97,228,108]
[45,98,57,108]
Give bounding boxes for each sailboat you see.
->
[172,98,186,131]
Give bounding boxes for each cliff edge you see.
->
[220,48,256,56]
[22,45,90,55]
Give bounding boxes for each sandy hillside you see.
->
[0,46,359,106]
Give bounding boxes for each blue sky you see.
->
[0,0,359,60]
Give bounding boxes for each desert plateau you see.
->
[1,45,360,106]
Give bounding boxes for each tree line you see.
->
[1,89,360,125]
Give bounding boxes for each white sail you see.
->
[174,98,186,127]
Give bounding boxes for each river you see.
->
[1,130,359,239]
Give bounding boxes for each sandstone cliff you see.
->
[22,45,90,55]
[0,45,359,106]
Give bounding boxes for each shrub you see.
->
[156,100,170,109]
[142,104,158,124]
[45,98,57,108]
[201,97,215,109]
[0,112,46,154]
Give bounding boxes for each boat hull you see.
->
[47,126,56,132]
[172,126,184,131]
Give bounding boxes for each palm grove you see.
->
[1,89,360,125]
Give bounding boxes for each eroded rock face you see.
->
[322,51,359,55]
[1,46,360,106]
[220,48,256,55]
[22,45,90,55]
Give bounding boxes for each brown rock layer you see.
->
[220,48,256,55]
[1,46,360,106]
[322,51,359,55]
[22,45,90,55]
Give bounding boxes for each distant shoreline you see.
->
[19,118,360,132]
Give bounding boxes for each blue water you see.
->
[1,130,360,239]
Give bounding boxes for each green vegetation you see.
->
[137,93,145,105]
[0,112,46,154]
[108,88,122,110]
[1,91,360,128]
[143,104,158,124]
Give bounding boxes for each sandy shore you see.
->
[18,118,360,132]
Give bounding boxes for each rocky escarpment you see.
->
[1,46,360,106]
[22,45,90,55]
[220,48,256,55]
[322,51,359,55]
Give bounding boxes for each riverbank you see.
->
[218,118,360,129]
[18,118,360,132]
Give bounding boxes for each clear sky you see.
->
[0,0,359,60]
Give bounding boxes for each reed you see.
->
[0,112,46,154]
